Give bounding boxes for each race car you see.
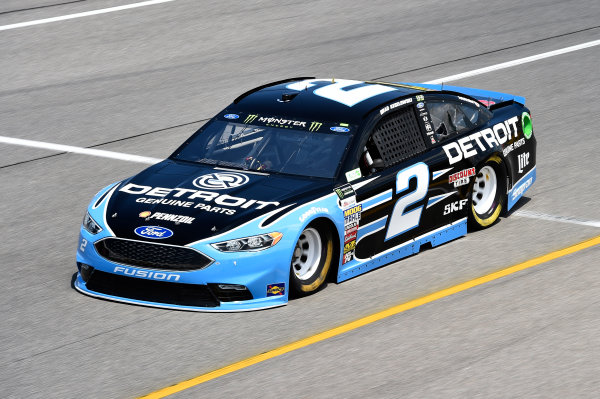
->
[75,77,536,311]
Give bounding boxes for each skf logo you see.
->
[267,283,285,296]
[443,199,468,215]
[244,114,258,124]
[309,121,322,132]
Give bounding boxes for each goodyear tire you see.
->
[289,222,334,296]
[469,155,507,229]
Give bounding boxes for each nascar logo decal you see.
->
[134,226,173,239]
[193,172,250,190]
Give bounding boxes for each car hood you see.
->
[105,160,331,245]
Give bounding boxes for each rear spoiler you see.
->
[399,82,526,107]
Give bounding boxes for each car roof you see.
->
[228,78,428,125]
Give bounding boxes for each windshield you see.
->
[172,115,353,179]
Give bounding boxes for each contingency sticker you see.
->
[342,205,362,264]
[334,183,356,209]
[267,283,285,296]
[345,168,362,182]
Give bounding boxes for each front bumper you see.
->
[76,228,290,312]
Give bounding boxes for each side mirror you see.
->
[371,159,385,170]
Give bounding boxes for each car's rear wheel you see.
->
[469,155,506,229]
[289,223,334,296]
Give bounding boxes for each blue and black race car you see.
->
[75,78,536,311]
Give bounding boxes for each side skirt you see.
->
[337,218,467,282]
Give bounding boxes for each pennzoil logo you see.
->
[309,122,323,132]
[244,114,259,124]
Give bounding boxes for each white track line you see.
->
[424,39,600,84]
[513,210,600,228]
[1,39,599,168]
[0,136,160,164]
[0,0,176,31]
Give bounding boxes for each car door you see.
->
[350,100,431,259]
[353,94,491,256]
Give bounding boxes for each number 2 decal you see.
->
[385,162,429,241]
[286,79,397,107]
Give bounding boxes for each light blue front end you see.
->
[76,183,344,312]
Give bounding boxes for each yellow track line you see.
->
[139,234,600,399]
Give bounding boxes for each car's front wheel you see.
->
[469,155,507,229]
[289,222,334,296]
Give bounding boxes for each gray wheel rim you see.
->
[292,228,322,281]
[472,165,497,215]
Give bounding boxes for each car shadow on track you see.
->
[505,196,532,217]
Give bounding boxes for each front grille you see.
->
[86,269,219,307]
[95,238,213,271]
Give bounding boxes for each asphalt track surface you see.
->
[1,1,599,398]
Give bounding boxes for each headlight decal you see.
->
[83,212,103,235]
[211,232,283,252]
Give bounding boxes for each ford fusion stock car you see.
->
[75,77,536,311]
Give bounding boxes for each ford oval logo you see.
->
[134,226,173,239]
[417,102,425,109]
[330,126,350,133]
[224,114,239,119]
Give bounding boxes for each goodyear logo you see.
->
[267,283,285,296]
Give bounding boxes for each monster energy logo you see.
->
[309,122,323,132]
[244,114,259,124]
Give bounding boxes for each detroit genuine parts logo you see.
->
[193,172,250,190]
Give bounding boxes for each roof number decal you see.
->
[286,79,397,107]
